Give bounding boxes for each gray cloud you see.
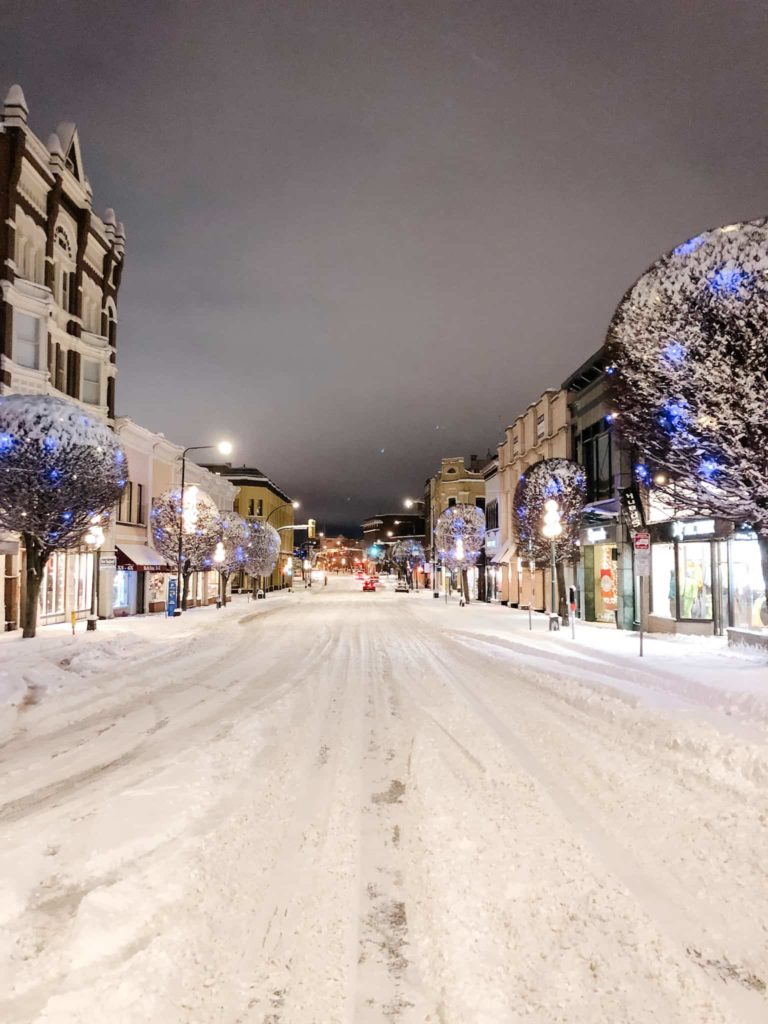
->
[4,0,768,530]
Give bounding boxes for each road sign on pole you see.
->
[633,532,651,656]
[633,531,651,577]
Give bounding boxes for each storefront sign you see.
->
[633,531,651,576]
[620,486,646,530]
[587,527,607,543]
[99,554,117,570]
[672,519,715,539]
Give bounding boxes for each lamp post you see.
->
[542,499,562,631]
[176,440,232,615]
[263,500,299,595]
[213,539,225,607]
[84,515,105,631]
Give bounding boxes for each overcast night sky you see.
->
[3,0,768,531]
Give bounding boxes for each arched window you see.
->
[55,225,73,259]
[53,223,76,313]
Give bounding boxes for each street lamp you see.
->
[542,499,562,630]
[263,500,299,595]
[213,539,225,607]
[84,514,105,631]
[176,440,232,615]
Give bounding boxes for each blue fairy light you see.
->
[117,477,126,489]
[43,435,57,452]
[605,365,616,376]
[663,341,685,364]
[673,234,706,257]
[708,265,750,296]
[634,464,651,485]
[61,511,73,523]
[0,433,14,454]
[47,468,61,483]
[115,449,125,464]
[659,399,690,435]
[699,458,719,480]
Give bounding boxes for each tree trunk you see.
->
[22,534,48,639]
[182,561,192,611]
[220,572,229,605]
[758,533,768,628]
[461,568,470,603]
[556,559,568,624]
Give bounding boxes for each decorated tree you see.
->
[215,512,251,605]
[151,485,221,610]
[245,519,281,592]
[435,504,485,602]
[512,458,586,622]
[606,218,768,615]
[0,395,126,637]
[391,538,425,587]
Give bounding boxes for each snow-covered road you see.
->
[1,577,767,1023]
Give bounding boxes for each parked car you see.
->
[395,581,409,593]
[363,579,376,592]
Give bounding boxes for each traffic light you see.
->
[308,518,316,540]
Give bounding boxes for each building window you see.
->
[136,483,145,525]
[536,413,545,440]
[447,496,457,508]
[257,499,263,517]
[248,498,255,516]
[485,499,499,531]
[580,420,613,502]
[118,481,133,523]
[81,359,101,405]
[13,312,41,369]
[475,496,486,511]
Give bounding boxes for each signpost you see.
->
[167,577,178,618]
[633,531,651,657]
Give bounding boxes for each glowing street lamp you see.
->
[84,514,106,631]
[175,439,233,614]
[542,499,562,628]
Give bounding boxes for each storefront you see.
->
[39,548,94,624]
[115,544,173,616]
[578,525,619,624]
[648,519,766,634]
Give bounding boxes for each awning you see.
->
[116,544,173,572]
[490,539,513,565]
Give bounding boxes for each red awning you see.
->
[116,543,172,572]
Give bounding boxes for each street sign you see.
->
[167,577,178,617]
[633,531,651,577]
[99,555,117,570]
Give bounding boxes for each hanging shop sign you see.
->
[620,486,646,531]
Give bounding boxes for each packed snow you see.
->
[0,576,766,1023]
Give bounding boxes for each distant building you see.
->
[205,465,295,592]
[318,534,365,572]
[361,512,425,550]
[496,389,569,610]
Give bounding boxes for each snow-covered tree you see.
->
[391,538,425,587]
[512,458,586,622]
[215,512,251,605]
[245,519,281,590]
[151,486,221,610]
[435,504,485,602]
[0,395,126,637]
[606,219,768,613]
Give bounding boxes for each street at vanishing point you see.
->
[0,577,767,1024]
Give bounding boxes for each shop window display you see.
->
[651,543,676,618]
[730,539,766,628]
[593,544,617,622]
[680,542,712,620]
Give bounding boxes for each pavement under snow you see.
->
[0,576,767,1023]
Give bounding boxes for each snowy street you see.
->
[1,577,767,1024]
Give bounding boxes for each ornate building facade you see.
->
[0,84,126,630]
